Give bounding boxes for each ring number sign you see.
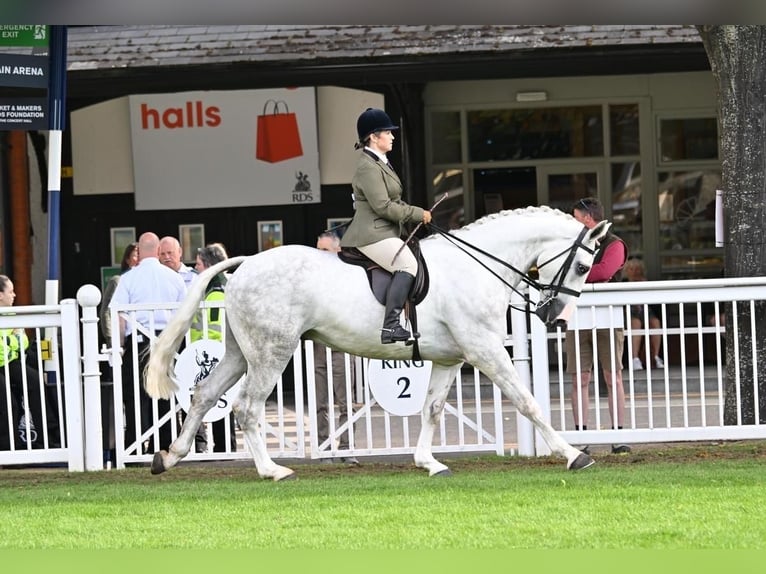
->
[367,359,432,416]
[173,339,242,422]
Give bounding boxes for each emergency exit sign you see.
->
[0,25,48,47]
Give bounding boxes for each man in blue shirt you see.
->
[111,232,186,456]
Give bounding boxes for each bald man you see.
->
[159,236,197,288]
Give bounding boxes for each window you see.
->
[609,104,640,156]
[467,106,603,162]
[430,111,462,164]
[659,118,718,162]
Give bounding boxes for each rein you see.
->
[427,222,594,312]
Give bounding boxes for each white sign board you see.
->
[366,358,432,416]
[129,87,320,210]
[567,305,626,331]
[173,339,242,422]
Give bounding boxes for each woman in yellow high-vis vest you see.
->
[190,244,237,452]
[0,275,61,450]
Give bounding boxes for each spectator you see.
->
[315,232,358,465]
[0,274,61,450]
[189,242,237,453]
[110,232,186,455]
[622,257,663,371]
[100,242,138,342]
[99,241,139,465]
[565,197,631,454]
[159,236,196,288]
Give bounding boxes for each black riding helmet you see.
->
[356,108,399,147]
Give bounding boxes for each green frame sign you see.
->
[0,25,49,47]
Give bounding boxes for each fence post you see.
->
[77,285,104,471]
[511,290,535,456]
[528,288,553,456]
[60,298,85,471]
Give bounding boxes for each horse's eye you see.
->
[576,263,590,275]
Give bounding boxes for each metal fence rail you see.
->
[0,297,84,470]
[3,277,766,471]
[529,277,766,455]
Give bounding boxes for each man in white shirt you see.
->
[111,232,186,455]
[159,236,197,288]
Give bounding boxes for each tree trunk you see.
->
[697,26,766,424]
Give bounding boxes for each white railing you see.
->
[0,296,84,470]
[528,277,766,455]
[3,277,766,471]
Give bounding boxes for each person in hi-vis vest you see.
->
[190,243,237,452]
[0,275,61,450]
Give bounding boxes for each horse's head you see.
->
[533,219,611,327]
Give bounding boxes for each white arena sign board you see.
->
[367,359,432,416]
[173,339,241,422]
[128,87,320,210]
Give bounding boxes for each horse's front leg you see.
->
[414,363,462,476]
[475,348,593,471]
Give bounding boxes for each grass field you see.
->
[1,440,765,551]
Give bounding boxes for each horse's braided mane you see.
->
[424,205,574,241]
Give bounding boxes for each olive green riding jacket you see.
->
[340,151,425,248]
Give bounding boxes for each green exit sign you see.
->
[0,25,49,47]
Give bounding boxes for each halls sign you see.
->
[129,87,320,210]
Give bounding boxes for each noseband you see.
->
[428,223,594,313]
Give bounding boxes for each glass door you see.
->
[538,164,606,215]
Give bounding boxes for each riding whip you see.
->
[391,192,449,265]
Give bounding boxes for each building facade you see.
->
[0,25,719,301]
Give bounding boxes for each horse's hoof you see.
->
[431,468,452,477]
[568,452,595,471]
[275,472,297,482]
[150,451,167,475]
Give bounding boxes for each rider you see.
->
[340,108,432,344]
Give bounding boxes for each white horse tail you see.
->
[144,255,249,400]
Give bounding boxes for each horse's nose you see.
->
[553,318,568,329]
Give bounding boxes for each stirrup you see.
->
[381,326,410,344]
[404,330,421,346]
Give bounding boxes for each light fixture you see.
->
[515,91,548,102]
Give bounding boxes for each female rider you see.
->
[340,108,431,344]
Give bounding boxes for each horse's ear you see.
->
[589,220,612,242]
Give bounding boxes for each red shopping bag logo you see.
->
[256,99,304,163]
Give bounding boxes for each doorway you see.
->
[538,164,605,214]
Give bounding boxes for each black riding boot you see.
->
[381,271,415,344]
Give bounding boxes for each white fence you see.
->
[0,297,85,470]
[530,276,766,454]
[1,277,766,471]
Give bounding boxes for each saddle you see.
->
[338,237,430,354]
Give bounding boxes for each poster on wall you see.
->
[179,224,205,263]
[257,221,283,252]
[129,87,320,211]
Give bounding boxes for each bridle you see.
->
[428,223,595,315]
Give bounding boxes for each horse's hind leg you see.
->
[151,350,246,475]
[232,356,297,482]
[414,363,462,476]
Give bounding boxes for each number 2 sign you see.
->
[366,359,433,416]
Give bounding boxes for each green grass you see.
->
[1,441,765,549]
